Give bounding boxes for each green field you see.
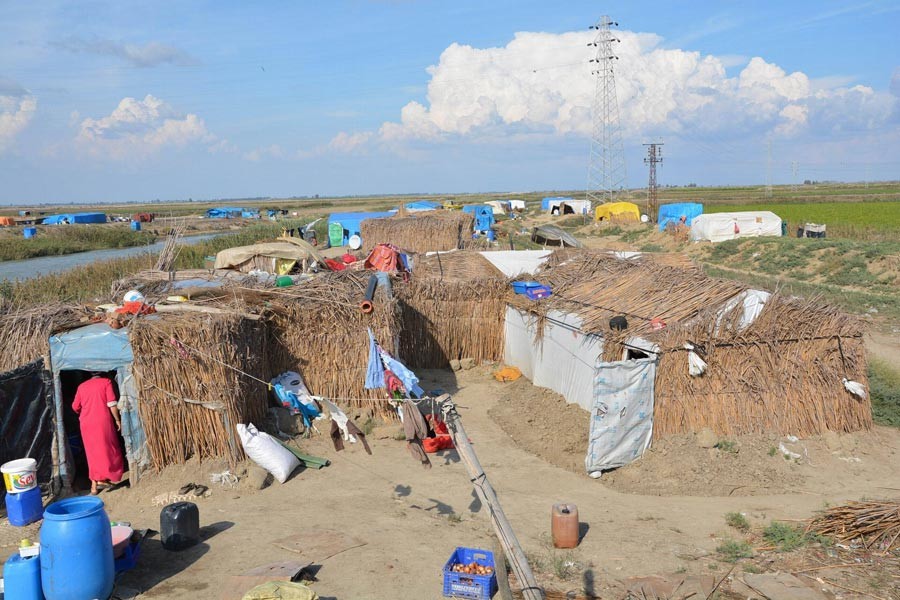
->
[705,201,900,239]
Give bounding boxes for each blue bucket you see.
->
[130,221,141,231]
[23,227,37,239]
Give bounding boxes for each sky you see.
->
[1,0,898,204]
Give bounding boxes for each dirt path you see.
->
[5,367,897,598]
[44,368,887,598]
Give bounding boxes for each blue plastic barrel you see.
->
[23,227,37,239]
[40,497,114,600]
[5,486,43,527]
[130,220,141,231]
[486,229,496,241]
[4,551,43,600]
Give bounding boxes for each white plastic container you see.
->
[2,458,37,494]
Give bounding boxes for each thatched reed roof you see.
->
[411,250,505,282]
[0,304,95,372]
[360,211,474,254]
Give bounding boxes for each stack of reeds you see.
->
[0,304,93,372]
[360,211,474,254]
[129,312,270,468]
[808,500,900,553]
[411,250,504,281]
[154,222,187,271]
[396,275,510,368]
[265,271,401,419]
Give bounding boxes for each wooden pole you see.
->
[443,401,544,600]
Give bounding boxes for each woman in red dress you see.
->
[73,373,125,494]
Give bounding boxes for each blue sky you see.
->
[0,0,898,204]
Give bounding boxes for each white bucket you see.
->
[2,458,37,494]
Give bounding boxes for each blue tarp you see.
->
[43,212,107,225]
[658,202,704,231]
[49,323,133,373]
[462,204,492,215]
[327,211,396,246]
[541,197,573,210]
[405,200,441,212]
[241,209,260,218]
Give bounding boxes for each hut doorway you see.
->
[58,369,125,492]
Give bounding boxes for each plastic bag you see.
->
[236,423,300,483]
[684,343,707,377]
[842,378,867,399]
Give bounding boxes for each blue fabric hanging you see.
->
[272,383,321,427]
[365,328,385,389]
[379,351,424,398]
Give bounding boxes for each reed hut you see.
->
[266,271,401,419]
[360,211,474,254]
[130,312,270,469]
[397,251,509,368]
[505,249,870,471]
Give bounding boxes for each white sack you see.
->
[236,423,300,483]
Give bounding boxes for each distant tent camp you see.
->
[595,202,640,222]
[658,203,703,231]
[690,211,782,243]
[43,212,107,225]
[531,225,583,248]
[206,207,245,219]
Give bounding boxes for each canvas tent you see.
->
[328,211,396,246]
[43,212,107,225]
[0,216,15,226]
[508,200,526,211]
[485,201,507,215]
[658,203,703,231]
[541,197,573,211]
[206,207,245,219]
[690,211,782,243]
[531,224,583,248]
[595,202,640,222]
[214,238,324,274]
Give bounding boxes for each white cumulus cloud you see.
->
[0,79,37,152]
[76,95,217,158]
[356,29,896,147]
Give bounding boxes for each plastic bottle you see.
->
[5,549,43,600]
[551,503,580,549]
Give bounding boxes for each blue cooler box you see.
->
[5,486,43,527]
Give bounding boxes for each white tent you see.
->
[508,200,526,211]
[548,199,591,215]
[690,211,782,243]
[485,201,507,215]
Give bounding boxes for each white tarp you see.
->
[480,250,551,278]
[504,308,603,411]
[586,358,656,473]
[715,289,771,330]
[690,211,782,243]
[509,200,526,211]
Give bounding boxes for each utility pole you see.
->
[865,164,870,189]
[765,139,773,199]
[643,142,663,222]
[586,15,627,207]
[791,160,799,192]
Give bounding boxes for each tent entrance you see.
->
[59,370,126,492]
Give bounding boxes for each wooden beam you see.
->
[443,400,544,600]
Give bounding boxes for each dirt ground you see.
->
[4,367,897,599]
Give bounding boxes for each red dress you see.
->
[73,378,125,482]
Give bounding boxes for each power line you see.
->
[586,15,627,205]
[643,141,663,222]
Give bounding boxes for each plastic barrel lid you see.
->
[348,234,362,250]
